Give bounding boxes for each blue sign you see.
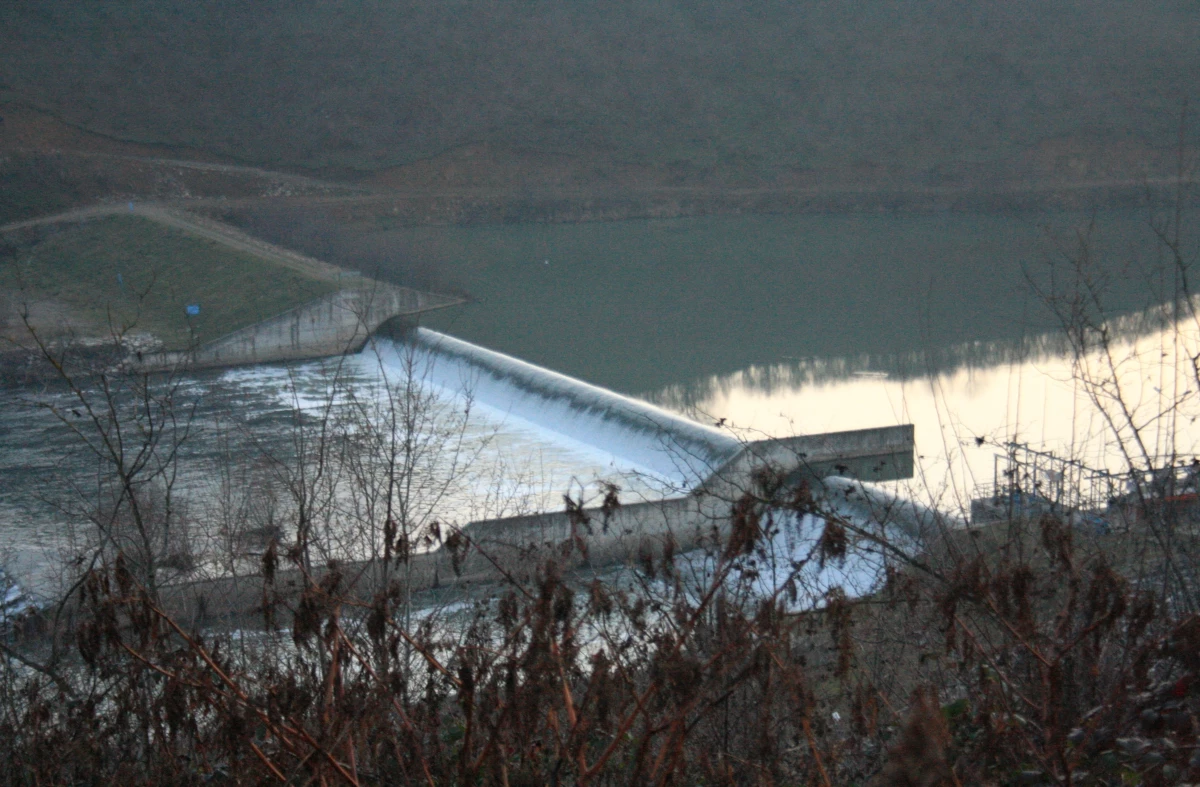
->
[185,304,201,316]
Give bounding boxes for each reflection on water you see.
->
[651,299,1200,512]
[412,207,1197,394]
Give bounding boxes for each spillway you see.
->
[0,321,918,613]
[373,328,742,487]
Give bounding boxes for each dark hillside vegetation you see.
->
[1,0,1197,179]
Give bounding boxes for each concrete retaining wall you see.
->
[139,284,462,370]
[153,425,916,628]
[459,424,916,568]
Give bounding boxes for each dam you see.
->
[142,327,921,627]
[0,296,923,624]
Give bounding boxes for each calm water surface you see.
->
[412,208,1192,390]
[406,206,1200,498]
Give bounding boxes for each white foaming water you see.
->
[215,346,679,518]
[386,329,741,488]
[4,333,721,599]
[667,479,934,612]
[675,512,888,613]
[218,333,724,500]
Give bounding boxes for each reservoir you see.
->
[393,204,1200,505]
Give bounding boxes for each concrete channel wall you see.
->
[461,424,917,569]
[155,424,916,629]
[139,284,463,371]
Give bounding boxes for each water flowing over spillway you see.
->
[0,328,931,613]
[381,328,742,487]
[0,330,741,597]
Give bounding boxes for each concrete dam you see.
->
[153,328,921,627]
[383,328,744,485]
[2,203,922,624]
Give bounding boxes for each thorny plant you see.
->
[7,417,1200,787]
[0,462,903,785]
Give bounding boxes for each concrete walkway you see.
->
[144,425,917,630]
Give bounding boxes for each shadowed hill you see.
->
[1,0,1197,177]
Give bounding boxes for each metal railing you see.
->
[973,442,1200,526]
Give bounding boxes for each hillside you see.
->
[2,0,1197,180]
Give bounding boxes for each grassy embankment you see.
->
[0,214,337,350]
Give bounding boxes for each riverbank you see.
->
[0,206,466,376]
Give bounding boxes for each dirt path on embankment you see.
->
[72,152,369,194]
[0,203,354,283]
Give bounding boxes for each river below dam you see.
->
[0,340,685,598]
[3,205,1200,598]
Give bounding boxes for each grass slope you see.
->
[1,215,336,349]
